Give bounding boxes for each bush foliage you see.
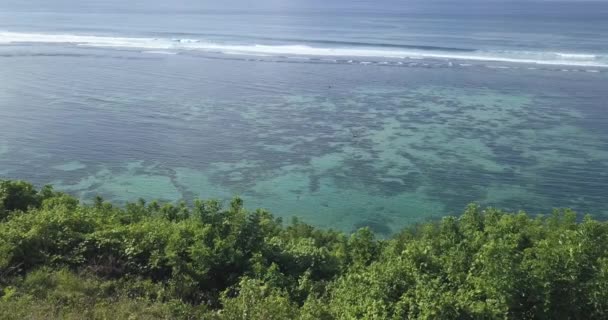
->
[1,179,607,319]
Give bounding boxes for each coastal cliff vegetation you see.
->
[1,179,608,319]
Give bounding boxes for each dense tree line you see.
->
[1,179,608,319]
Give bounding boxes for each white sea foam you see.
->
[1,31,606,68]
[171,38,200,44]
[144,50,177,55]
[556,53,597,60]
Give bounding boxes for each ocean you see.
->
[1,0,607,234]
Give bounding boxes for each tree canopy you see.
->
[1,179,607,319]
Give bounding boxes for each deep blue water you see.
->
[1,0,607,234]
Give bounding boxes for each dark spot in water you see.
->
[309,175,320,193]
[87,182,104,191]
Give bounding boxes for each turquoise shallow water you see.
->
[1,49,607,234]
[1,1,608,234]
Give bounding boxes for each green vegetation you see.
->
[1,179,608,319]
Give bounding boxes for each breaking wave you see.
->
[1,31,606,67]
